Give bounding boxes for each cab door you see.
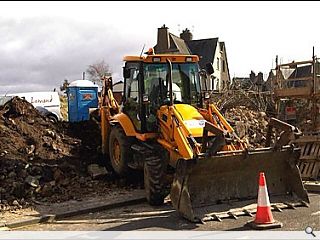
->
[122,62,143,132]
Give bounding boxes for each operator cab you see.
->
[122,53,202,133]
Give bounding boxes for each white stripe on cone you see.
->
[257,183,271,207]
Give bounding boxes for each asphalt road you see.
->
[18,193,320,231]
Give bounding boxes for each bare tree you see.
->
[60,79,70,94]
[86,60,112,85]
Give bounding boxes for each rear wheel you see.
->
[144,155,167,206]
[109,126,131,176]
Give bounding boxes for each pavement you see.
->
[1,184,319,231]
[9,192,320,231]
[0,189,146,230]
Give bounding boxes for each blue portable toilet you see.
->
[67,80,99,122]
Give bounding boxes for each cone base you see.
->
[246,220,283,230]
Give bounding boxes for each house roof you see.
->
[186,38,218,69]
[153,32,191,54]
[288,65,312,78]
[231,77,254,90]
[169,33,191,54]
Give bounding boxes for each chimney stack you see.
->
[180,28,193,41]
[157,24,170,51]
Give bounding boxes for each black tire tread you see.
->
[144,155,166,206]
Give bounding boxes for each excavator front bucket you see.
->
[170,147,309,222]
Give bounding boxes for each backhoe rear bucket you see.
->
[170,147,309,222]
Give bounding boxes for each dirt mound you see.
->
[0,97,76,163]
[0,97,141,211]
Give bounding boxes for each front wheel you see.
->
[144,156,167,206]
[109,126,131,176]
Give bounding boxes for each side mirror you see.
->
[123,68,130,78]
[205,63,214,75]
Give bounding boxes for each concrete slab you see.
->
[304,181,320,192]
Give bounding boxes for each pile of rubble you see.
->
[210,90,276,115]
[224,106,270,148]
[0,97,141,211]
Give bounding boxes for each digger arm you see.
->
[207,104,234,133]
[100,76,120,155]
[101,76,120,113]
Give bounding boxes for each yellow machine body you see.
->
[100,52,309,223]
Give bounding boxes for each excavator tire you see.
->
[109,126,132,176]
[144,155,167,206]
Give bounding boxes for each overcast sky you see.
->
[0,1,319,94]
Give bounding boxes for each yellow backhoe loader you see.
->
[100,50,309,222]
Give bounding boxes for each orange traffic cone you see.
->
[246,172,283,230]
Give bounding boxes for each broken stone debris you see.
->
[87,164,108,179]
[224,106,272,148]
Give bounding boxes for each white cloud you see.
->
[0,1,319,93]
[0,16,145,94]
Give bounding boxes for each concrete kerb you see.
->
[3,216,53,229]
[3,197,147,229]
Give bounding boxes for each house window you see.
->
[222,60,226,72]
[211,77,215,91]
[217,58,219,70]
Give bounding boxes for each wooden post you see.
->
[312,47,317,129]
